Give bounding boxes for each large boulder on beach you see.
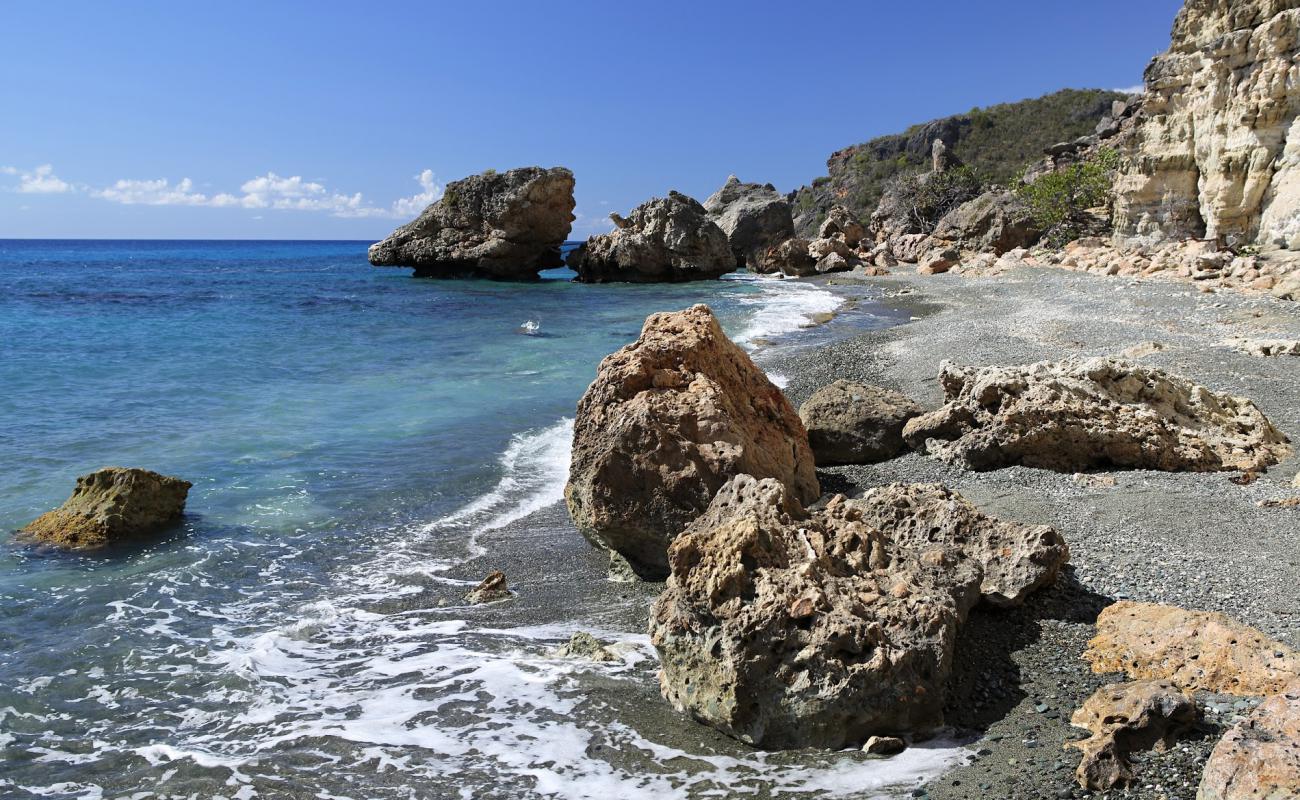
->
[1198,687,1300,800]
[931,189,1040,255]
[564,305,819,579]
[703,176,795,269]
[798,381,922,465]
[1083,601,1300,696]
[752,237,817,276]
[368,166,576,279]
[567,192,735,283]
[817,204,867,246]
[19,467,191,549]
[903,357,1291,473]
[649,475,1068,749]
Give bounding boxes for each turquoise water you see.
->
[0,240,951,799]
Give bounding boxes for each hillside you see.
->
[791,88,1127,235]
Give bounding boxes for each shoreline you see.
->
[766,266,1300,799]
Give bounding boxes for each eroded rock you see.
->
[1198,686,1300,800]
[1226,338,1300,357]
[553,631,618,662]
[565,305,818,579]
[20,467,191,549]
[798,380,922,465]
[1068,680,1199,790]
[704,176,794,269]
[931,189,1040,255]
[754,237,817,276]
[903,357,1291,473]
[1084,601,1300,696]
[649,475,1068,749]
[369,166,575,279]
[567,192,734,283]
[464,571,511,604]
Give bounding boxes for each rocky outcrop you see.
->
[1084,601,1300,696]
[564,305,819,579]
[931,189,1041,255]
[903,357,1291,473]
[1068,680,1199,789]
[20,467,191,549]
[1113,0,1300,251]
[464,571,511,604]
[368,166,575,279]
[567,192,735,283]
[1198,686,1300,800]
[703,176,795,269]
[1226,337,1300,356]
[649,475,1068,749]
[798,381,922,465]
[817,205,867,245]
[753,237,817,276]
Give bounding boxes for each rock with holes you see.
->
[565,305,819,579]
[649,475,1068,749]
[1084,601,1300,696]
[19,467,191,550]
[1198,685,1300,800]
[1068,680,1199,789]
[903,357,1291,472]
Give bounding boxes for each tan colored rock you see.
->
[1226,337,1300,357]
[464,571,511,604]
[862,735,906,755]
[649,475,1067,749]
[1068,680,1199,790]
[568,191,734,283]
[565,305,818,579]
[703,175,795,269]
[1084,601,1300,696]
[903,357,1291,473]
[817,204,866,246]
[1113,1,1300,250]
[1198,685,1300,800]
[20,467,191,549]
[798,380,923,465]
[754,237,817,276]
[553,631,618,662]
[918,247,958,275]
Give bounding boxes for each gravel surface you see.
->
[769,267,1300,799]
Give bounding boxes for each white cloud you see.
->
[94,177,212,205]
[390,169,443,217]
[1115,84,1146,95]
[2,164,71,194]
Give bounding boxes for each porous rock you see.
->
[1198,685,1300,800]
[368,166,575,279]
[567,192,735,283]
[1068,679,1199,790]
[564,305,818,579]
[649,475,1068,749]
[798,380,923,465]
[753,237,817,276]
[464,571,511,604]
[903,357,1291,472]
[20,467,191,549]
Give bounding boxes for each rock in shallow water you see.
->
[564,305,818,579]
[368,166,575,280]
[20,467,191,550]
[798,380,922,465]
[567,192,735,283]
[902,356,1291,473]
[649,475,1068,749]
[463,571,511,604]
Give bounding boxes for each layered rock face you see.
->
[1198,687,1300,800]
[1113,0,1300,250]
[564,305,818,579]
[649,476,1068,749]
[20,467,191,549]
[567,192,735,283]
[703,176,795,269]
[798,381,922,465]
[903,357,1291,473]
[368,167,575,279]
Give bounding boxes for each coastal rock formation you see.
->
[799,381,922,465]
[931,189,1041,256]
[567,192,735,283]
[564,305,818,579]
[703,176,795,268]
[649,475,1068,749]
[368,166,575,279]
[753,237,817,276]
[1113,0,1300,250]
[817,205,867,245]
[20,467,191,549]
[1068,680,1199,790]
[1084,601,1300,696]
[1198,686,1300,800]
[903,357,1291,473]
[464,571,511,604]
[553,632,618,662]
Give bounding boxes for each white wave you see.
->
[724,273,843,349]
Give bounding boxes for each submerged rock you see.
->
[703,176,794,269]
[1198,686,1300,800]
[1067,680,1199,790]
[799,380,922,465]
[903,357,1291,473]
[567,192,735,283]
[564,305,818,579]
[19,467,191,550]
[553,631,618,662]
[368,166,576,279]
[1084,601,1300,696]
[463,571,511,604]
[649,475,1067,749]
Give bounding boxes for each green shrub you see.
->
[1016,148,1119,246]
[883,165,983,233]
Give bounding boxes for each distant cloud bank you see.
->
[1,165,442,219]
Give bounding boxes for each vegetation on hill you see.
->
[792,88,1126,234]
[1016,148,1121,247]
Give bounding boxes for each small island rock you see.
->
[20,467,191,549]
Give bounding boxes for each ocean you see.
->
[0,239,960,799]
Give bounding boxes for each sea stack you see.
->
[369,166,576,280]
[19,467,192,550]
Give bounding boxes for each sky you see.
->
[1,0,1184,240]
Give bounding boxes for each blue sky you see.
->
[1,0,1183,240]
